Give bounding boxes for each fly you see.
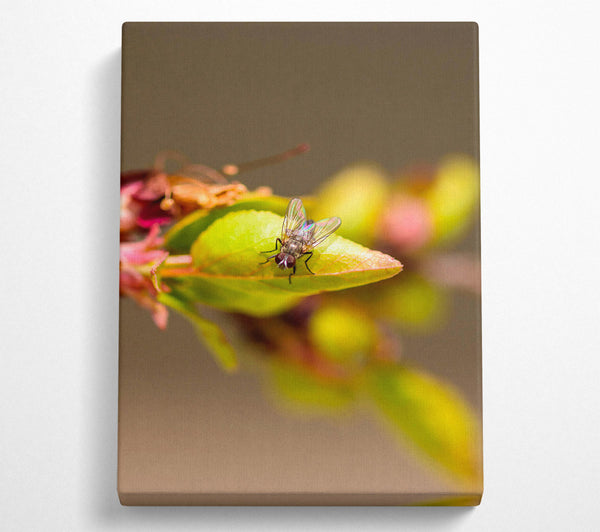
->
[261,198,341,284]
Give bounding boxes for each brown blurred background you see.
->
[120,22,480,503]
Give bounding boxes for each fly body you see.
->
[261,198,341,283]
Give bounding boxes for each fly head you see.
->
[275,252,296,270]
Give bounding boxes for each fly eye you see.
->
[274,253,295,269]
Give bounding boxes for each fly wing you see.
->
[304,216,342,248]
[282,198,307,238]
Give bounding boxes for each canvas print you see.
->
[119,22,482,505]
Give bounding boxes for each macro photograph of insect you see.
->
[260,198,341,283]
[118,22,482,505]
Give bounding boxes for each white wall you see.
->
[1,1,599,530]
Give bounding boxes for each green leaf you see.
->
[167,210,402,317]
[267,360,355,415]
[425,155,480,245]
[157,290,238,372]
[164,194,292,253]
[366,365,482,484]
[377,273,447,332]
[312,163,389,247]
[308,303,377,364]
[169,276,306,317]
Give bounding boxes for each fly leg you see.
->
[259,238,282,264]
[261,238,282,254]
[302,251,315,275]
[289,264,296,284]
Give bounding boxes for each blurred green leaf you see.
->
[313,163,389,247]
[376,273,446,331]
[166,210,402,317]
[425,155,479,245]
[366,365,482,484]
[164,194,292,253]
[158,290,238,372]
[308,303,377,364]
[268,361,355,415]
